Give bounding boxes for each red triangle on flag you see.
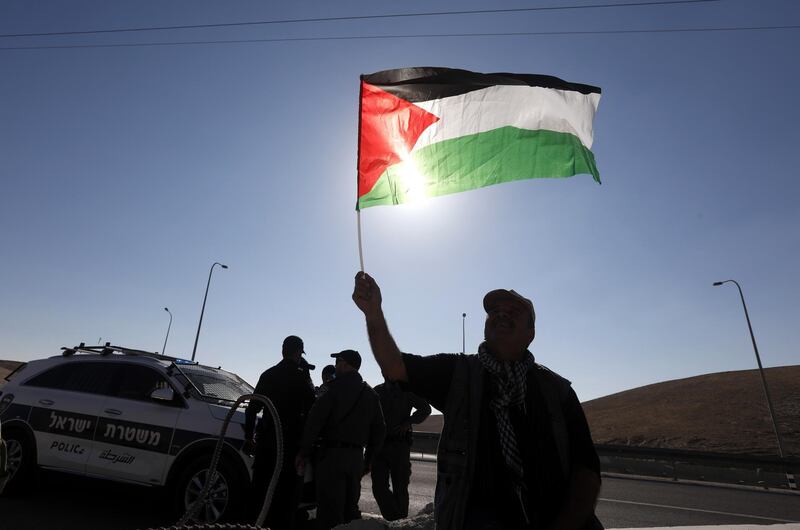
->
[357,82,440,200]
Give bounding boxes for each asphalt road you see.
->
[361,461,800,527]
[1,462,799,529]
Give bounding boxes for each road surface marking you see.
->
[598,498,799,523]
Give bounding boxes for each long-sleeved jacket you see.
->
[244,358,316,452]
[300,371,385,462]
[374,382,431,440]
[433,355,592,530]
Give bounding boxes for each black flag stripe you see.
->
[361,67,601,103]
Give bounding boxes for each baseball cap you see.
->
[331,349,362,370]
[483,289,536,326]
[282,335,305,355]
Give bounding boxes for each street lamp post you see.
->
[713,279,785,458]
[462,313,466,354]
[162,307,173,356]
[191,262,228,362]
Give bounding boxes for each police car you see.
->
[0,344,255,524]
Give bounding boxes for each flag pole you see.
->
[357,209,365,273]
[356,76,365,275]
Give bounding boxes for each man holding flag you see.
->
[353,274,601,530]
[351,67,603,528]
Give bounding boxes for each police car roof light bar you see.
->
[61,343,189,364]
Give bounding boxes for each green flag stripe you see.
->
[357,126,600,209]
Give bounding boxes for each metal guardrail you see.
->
[596,443,799,490]
[412,432,800,490]
[411,431,440,457]
[595,443,800,471]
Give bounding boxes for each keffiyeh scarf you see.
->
[478,342,536,521]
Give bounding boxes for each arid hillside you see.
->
[582,365,800,456]
[0,360,23,383]
[416,365,799,457]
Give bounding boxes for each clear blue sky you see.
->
[1,0,798,403]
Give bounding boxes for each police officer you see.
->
[297,350,385,530]
[244,335,316,530]
[371,380,431,520]
[316,364,336,396]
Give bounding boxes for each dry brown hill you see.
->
[0,360,23,382]
[416,366,799,457]
[583,365,800,456]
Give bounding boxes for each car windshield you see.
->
[175,364,253,403]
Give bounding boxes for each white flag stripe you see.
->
[414,85,601,151]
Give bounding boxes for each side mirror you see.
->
[150,387,175,402]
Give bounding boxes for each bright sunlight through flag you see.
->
[356,67,602,209]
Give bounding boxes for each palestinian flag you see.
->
[357,67,602,210]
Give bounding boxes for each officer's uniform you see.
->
[299,350,385,530]
[371,382,431,520]
[245,356,316,529]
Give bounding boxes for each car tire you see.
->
[2,428,36,494]
[172,454,245,525]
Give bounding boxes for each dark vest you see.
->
[434,354,572,530]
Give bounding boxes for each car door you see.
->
[22,361,114,475]
[86,363,181,485]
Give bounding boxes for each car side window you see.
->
[25,363,117,395]
[113,365,172,403]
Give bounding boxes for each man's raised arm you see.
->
[352,272,408,382]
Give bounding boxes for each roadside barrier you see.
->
[411,432,800,491]
[596,443,800,490]
[410,432,440,458]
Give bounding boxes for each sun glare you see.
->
[397,149,428,204]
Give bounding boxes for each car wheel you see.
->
[172,455,244,524]
[2,428,35,494]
